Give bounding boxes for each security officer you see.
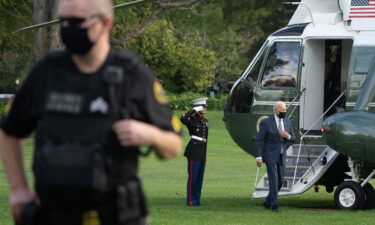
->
[0,0,182,225]
[180,97,209,206]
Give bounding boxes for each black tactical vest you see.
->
[32,52,140,208]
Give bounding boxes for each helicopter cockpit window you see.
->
[261,42,300,88]
[244,43,267,86]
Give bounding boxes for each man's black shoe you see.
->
[263,202,270,209]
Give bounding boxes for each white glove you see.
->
[193,106,204,112]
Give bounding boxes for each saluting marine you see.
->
[180,97,209,206]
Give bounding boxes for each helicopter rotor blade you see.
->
[12,0,147,34]
[13,19,60,34]
[113,0,146,9]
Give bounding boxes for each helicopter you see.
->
[224,0,375,210]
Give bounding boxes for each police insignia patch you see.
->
[171,115,182,132]
[153,81,168,104]
[90,97,108,114]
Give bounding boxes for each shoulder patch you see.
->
[171,115,182,133]
[153,81,168,104]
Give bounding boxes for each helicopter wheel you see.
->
[334,181,365,210]
[362,183,375,209]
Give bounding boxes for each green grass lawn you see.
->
[1,110,375,225]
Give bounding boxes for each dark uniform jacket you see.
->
[180,109,208,161]
[1,50,181,210]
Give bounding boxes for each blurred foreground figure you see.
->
[0,0,182,224]
[180,98,208,206]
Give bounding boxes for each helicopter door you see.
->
[324,40,344,117]
[300,39,325,132]
[300,39,351,133]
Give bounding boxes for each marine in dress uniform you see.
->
[180,98,209,206]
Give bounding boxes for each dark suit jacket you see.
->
[254,115,296,165]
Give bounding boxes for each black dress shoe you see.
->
[271,207,279,213]
[263,202,270,209]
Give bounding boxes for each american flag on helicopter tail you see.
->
[350,0,375,18]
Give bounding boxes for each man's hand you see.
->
[112,119,182,159]
[9,189,38,224]
[279,131,290,139]
[256,158,262,167]
[193,106,204,112]
[113,119,157,147]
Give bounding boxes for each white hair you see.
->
[273,101,285,113]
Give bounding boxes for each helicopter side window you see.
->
[354,54,375,74]
[244,44,267,86]
[261,42,301,88]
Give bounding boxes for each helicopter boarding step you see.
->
[253,144,339,199]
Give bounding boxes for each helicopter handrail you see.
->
[287,88,306,120]
[301,91,346,138]
[292,91,346,186]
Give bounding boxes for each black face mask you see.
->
[60,26,94,55]
[278,111,286,118]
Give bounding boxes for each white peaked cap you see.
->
[191,97,208,106]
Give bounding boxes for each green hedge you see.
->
[0,102,6,119]
[0,94,226,119]
[168,92,227,111]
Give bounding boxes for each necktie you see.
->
[278,119,283,132]
[278,119,284,154]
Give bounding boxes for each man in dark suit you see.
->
[254,101,296,212]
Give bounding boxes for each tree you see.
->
[127,20,217,93]
[223,0,293,58]
[162,0,246,82]
[33,0,62,59]
[0,0,293,94]
[0,0,34,93]
[112,0,219,92]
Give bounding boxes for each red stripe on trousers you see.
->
[189,160,193,206]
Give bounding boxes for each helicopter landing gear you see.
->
[362,183,375,209]
[334,158,375,210]
[325,185,334,193]
[334,181,365,210]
